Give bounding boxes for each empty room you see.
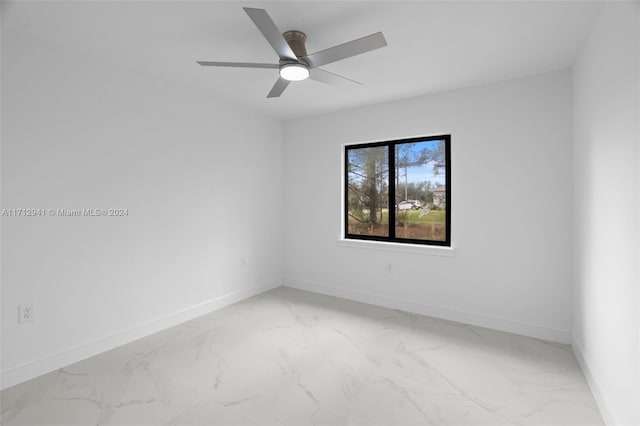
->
[1,1,639,425]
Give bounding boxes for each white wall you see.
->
[572,2,640,426]
[283,70,574,343]
[0,29,283,388]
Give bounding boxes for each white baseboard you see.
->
[284,278,571,344]
[0,281,280,390]
[571,335,618,426]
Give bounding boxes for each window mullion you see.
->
[388,144,396,240]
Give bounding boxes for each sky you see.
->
[398,140,445,187]
[347,139,446,187]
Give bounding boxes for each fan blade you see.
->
[267,77,290,98]
[309,68,361,87]
[243,8,297,60]
[303,32,387,68]
[197,61,279,69]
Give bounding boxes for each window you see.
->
[344,135,451,246]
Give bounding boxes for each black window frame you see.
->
[344,134,451,247]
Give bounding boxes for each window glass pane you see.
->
[347,146,389,237]
[395,140,447,241]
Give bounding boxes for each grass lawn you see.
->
[374,209,445,224]
[348,208,446,240]
[397,209,445,224]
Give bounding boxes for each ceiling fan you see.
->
[197,7,387,98]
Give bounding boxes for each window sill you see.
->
[336,238,456,256]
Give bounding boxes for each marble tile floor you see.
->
[1,287,604,426]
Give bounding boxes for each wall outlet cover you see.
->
[19,303,35,324]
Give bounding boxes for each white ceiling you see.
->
[3,1,601,120]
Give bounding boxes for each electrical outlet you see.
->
[385,263,393,273]
[19,303,35,324]
[240,257,248,268]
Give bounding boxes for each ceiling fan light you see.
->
[280,63,309,81]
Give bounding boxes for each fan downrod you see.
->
[283,30,308,58]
